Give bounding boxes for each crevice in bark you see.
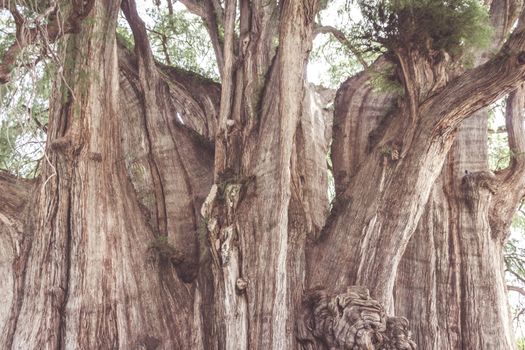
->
[58,189,73,350]
[0,174,35,348]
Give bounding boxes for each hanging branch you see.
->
[0,0,95,84]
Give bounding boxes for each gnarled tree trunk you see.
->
[2,0,525,349]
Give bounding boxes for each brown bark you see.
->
[395,111,516,349]
[2,0,525,349]
[308,0,525,309]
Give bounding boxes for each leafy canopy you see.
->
[351,0,492,58]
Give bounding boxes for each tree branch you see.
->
[489,85,525,239]
[117,38,220,139]
[175,0,225,76]
[508,285,525,297]
[507,267,525,285]
[314,25,369,69]
[424,7,525,135]
[217,0,237,131]
[0,0,95,84]
[177,0,207,18]
[504,85,525,177]
[203,0,225,76]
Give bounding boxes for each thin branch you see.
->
[507,265,525,285]
[166,0,174,15]
[203,0,225,76]
[145,27,172,65]
[487,85,525,239]
[314,25,369,69]
[211,0,224,25]
[508,285,525,297]
[0,0,95,84]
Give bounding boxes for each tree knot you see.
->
[297,286,416,350]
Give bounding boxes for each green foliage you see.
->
[487,100,511,171]
[309,2,372,87]
[368,64,405,95]
[0,62,50,177]
[506,238,525,283]
[518,338,525,350]
[351,0,492,59]
[143,4,219,80]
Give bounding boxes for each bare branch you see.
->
[314,25,369,69]
[508,285,525,297]
[0,0,95,84]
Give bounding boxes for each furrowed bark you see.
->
[3,0,525,348]
[0,172,34,347]
[202,1,327,348]
[0,171,34,227]
[395,110,515,349]
[308,0,525,313]
[121,0,216,282]
[6,1,206,348]
[393,4,525,344]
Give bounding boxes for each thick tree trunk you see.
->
[395,112,516,349]
[1,1,214,348]
[2,0,525,349]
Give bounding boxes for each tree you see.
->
[1,0,525,349]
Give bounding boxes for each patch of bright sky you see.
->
[135,0,360,86]
[308,1,362,86]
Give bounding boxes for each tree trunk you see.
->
[2,0,525,349]
[395,112,516,349]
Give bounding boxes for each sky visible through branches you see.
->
[0,0,524,343]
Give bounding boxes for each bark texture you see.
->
[1,0,525,349]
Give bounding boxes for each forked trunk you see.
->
[2,0,525,349]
